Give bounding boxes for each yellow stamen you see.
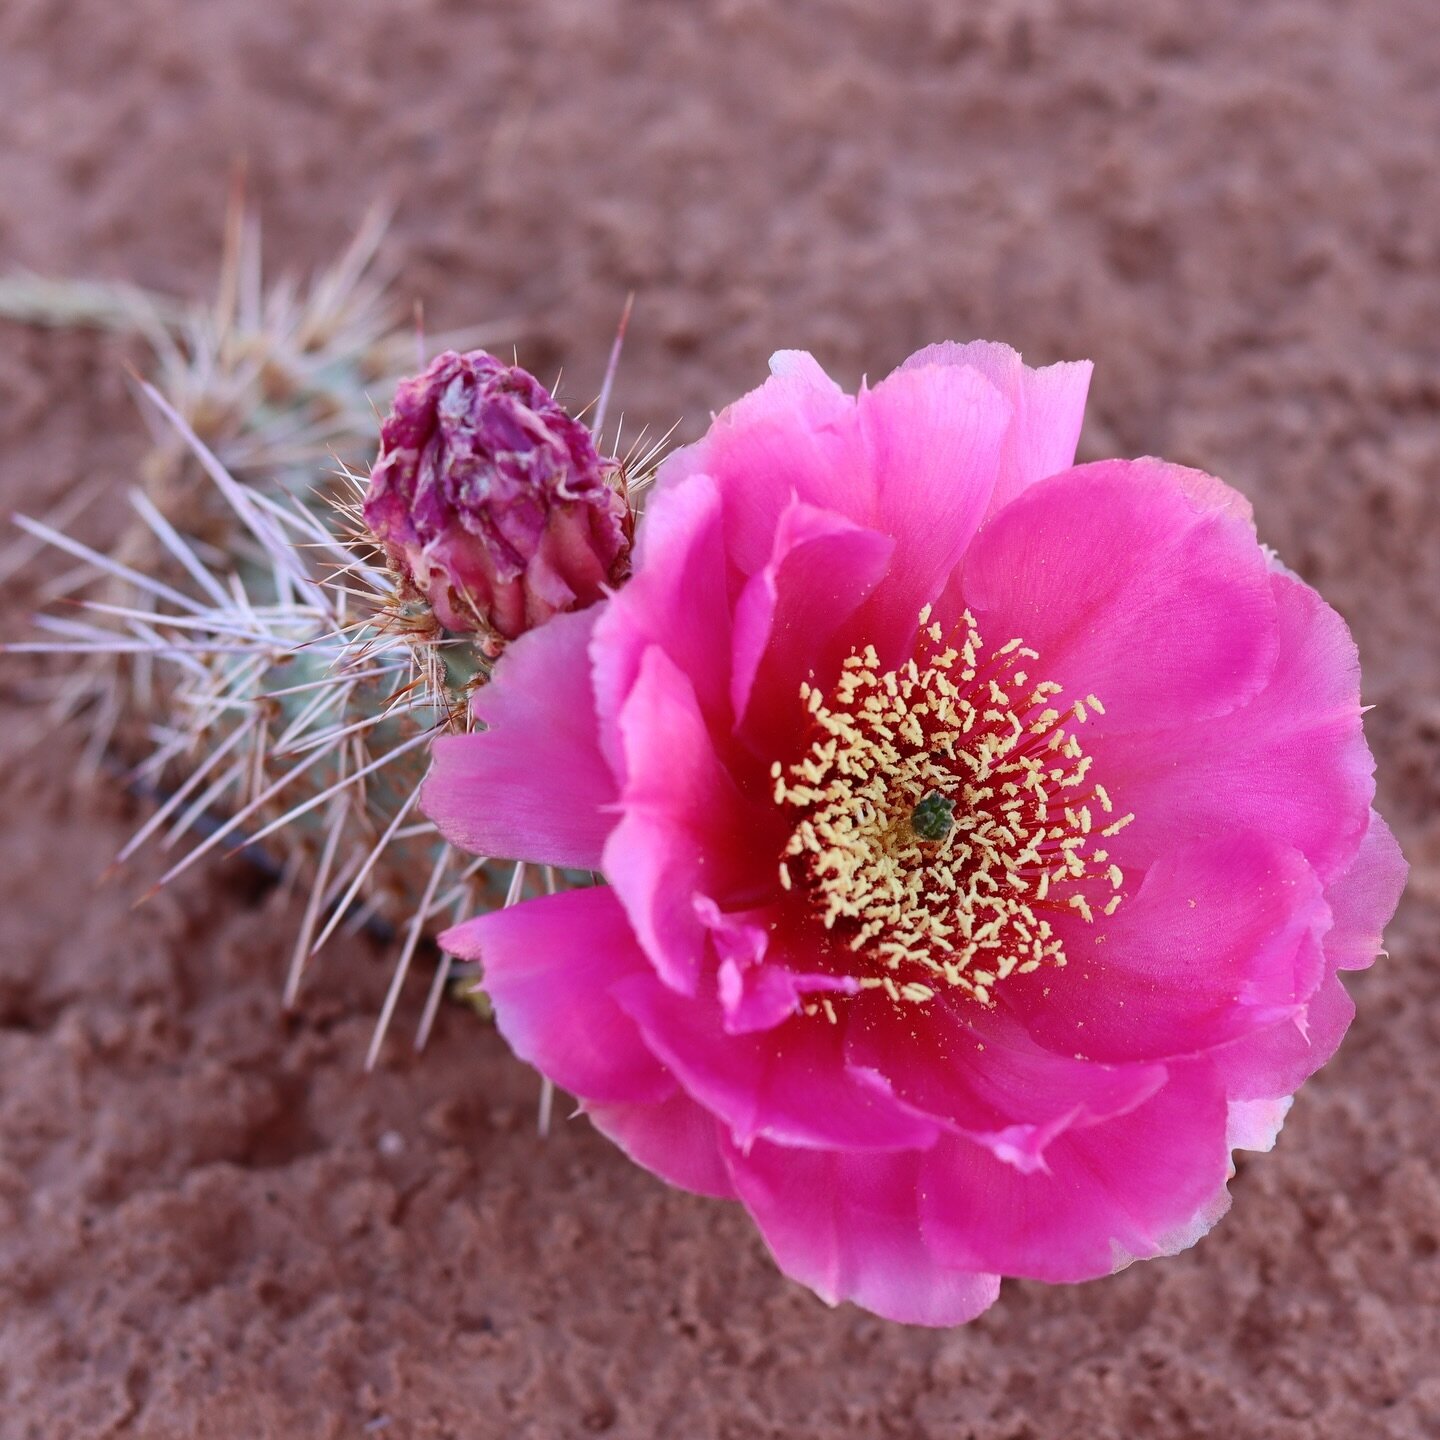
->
[772,610,1133,1009]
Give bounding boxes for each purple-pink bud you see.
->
[363,350,631,648]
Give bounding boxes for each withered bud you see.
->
[363,350,631,650]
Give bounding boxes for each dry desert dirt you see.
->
[1,2,1437,1437]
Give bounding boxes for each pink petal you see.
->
[590,472,732,781]
[1132,1182,1234,1269]
[845,996,1166,1173]
[1225,1096,1294,1153]
[960,458,1279,733]
[440,886,672,1106]
[716,958,855,1034]
[723,1140,1001,1325]
[1207,810,1403,1102]
[697,897,859,1035]
[585,1091,736,1200]
[920,1059,1231,1283]
[730,498,894,748]
[1211,967,1355,1103]
[1013,834,1329,1064]
[901,340,1092,516]
[1165,462,1256,525]
[1095,573,1377,884]
[611,970,941,1153]
[1323,808,1407,971]
[423,606,617,868]
[847,363,1013,662]
[656,351,861,576]
[659,354,1013,660]
[602,645,770,994]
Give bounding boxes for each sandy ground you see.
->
[2,2,1438,1436]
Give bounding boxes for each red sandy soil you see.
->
[2,2,1438,1436]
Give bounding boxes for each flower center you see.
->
[771,607,1133,1008]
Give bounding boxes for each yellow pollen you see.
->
[772,610,1134,1010]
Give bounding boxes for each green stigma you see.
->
[910,789,956,842]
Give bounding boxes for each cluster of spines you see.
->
[4,213,664,1104]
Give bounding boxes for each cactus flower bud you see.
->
[363,350,631,648]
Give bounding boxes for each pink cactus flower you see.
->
[424,342,1406,1325]
[363,350,630,649]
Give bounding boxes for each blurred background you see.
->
[1,2,1436,1436]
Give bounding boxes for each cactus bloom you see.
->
[424,342,1405,1325]
[363,350,630,648]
